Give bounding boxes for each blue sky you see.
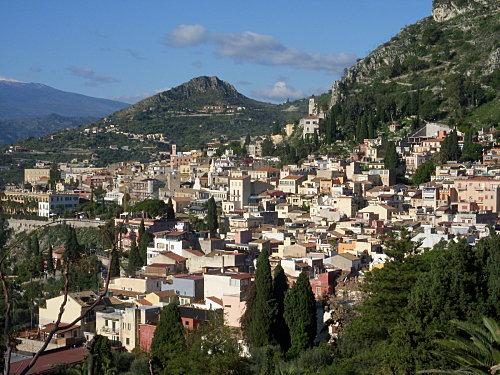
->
[0,0,432,103]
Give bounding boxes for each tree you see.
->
[122,192,131,212]
[109,250,121,278]
[186,313,250,374]
[150,303,186,374]
[166,198,176,221]
[284,271,317,358]
[243,248,276,350]
[63,225,81,261]
[272,264,290,352]
[461,128,483,162]
[422,317,500,375]
[127,238,141,277]
[87,335,116,375]
[244,133,251,146]
[384,141,400,184]
[131,199,167,218]
[440,130,461,162]
[261,138,274,157]
[45,245,55,275]
[137,219,149,265]
[206,197,218,234]
[29,234,42,276]
[412,160,435,185]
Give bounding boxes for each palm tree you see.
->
[420,317,500,374]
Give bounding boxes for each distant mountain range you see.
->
[0,79,128,143]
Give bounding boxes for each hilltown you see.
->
[1,100,499,371]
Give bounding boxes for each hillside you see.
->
[5,77,305,168]
[95,75,298,145]
[0,114,96,144]
[327,0,499,137]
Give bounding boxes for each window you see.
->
[126,338,130,345]
[105,320,108,327]
[128,323,131,330]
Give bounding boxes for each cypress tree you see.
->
[384,141,400,185]
[109,249,121,277]
[461,128,482,162]
[272,264,290,352]
[138,219,149,265]
[206,197,218,234]
[440,130,461,162]
[30,234,42,276]
[166,197,176,221]
[63,225,80,261]
[87,335,115,375]
[284,271,317,358]
[46,244,55,275]
[244,248,276,350]
[127,238,141,276]
[150,303,186,374]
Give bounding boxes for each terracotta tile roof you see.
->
[160,251,186,262]
[10,347,88,375]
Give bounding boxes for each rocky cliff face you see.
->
[330,0,499,109]
[432,0,496,22]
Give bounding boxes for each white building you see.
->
[38,193,79,217]
[300,116,320,138]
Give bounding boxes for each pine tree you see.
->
[272,264,290,352]
[284,271,317,358]
[150,303,186,374]
[166,197,176,221]
[127,238,141,276]
[244,248,276,350]
[206,197,218,234]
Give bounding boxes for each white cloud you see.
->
[164,24,356,73]
[166,24,208,47]
[253,81,304,102]
[67,67,119,86]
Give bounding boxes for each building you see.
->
[38,192,79,217]
[300,116,320,138]
[24,168,51,186]
[229,176,251,209]
[38,292,105,340]
[95,306,160,351]
[203,272,252,301]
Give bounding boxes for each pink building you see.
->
[454,177,500,213]
[310,270,339,300]
[222,294,247,328]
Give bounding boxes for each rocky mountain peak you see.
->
[432,0,497,22]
